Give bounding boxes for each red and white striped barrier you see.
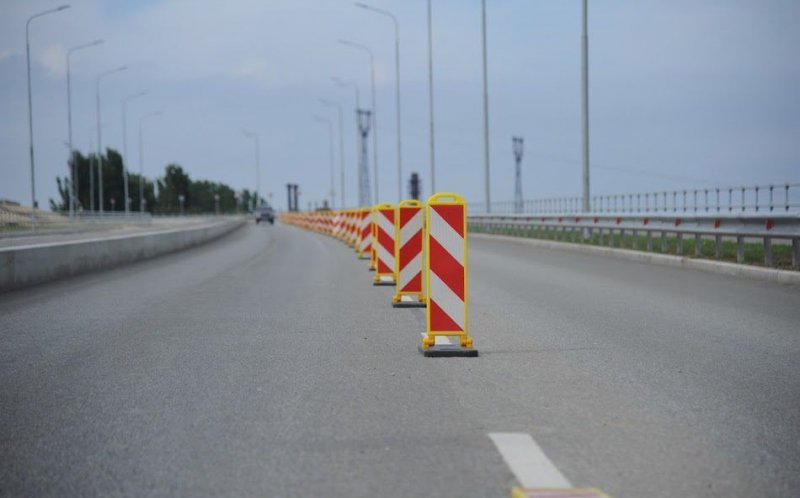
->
[358,208,372,259]
[372,203,396,286]
[392,200,426,307]
[421,193,476,356]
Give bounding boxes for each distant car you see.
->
[255,205,274,224]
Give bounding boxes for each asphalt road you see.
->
[1,223,798,497]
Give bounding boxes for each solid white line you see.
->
[489,433,571,488]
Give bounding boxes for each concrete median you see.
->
[0,218,245,293]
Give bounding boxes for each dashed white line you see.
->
[489,432,571,488]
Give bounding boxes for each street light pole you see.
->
[321,99,346,209]
[355,2,403,203]
[332,77,360,109]
[241,130,261,210]
[122,90,147,215]
[138,111,162,215]
[96,65,127,214]
[427,0,436,194]
[66,38,102,218]
[581,0,591,213]
[332,77,361,208]
[481,0,491,213]
[26,4,70,227]
[339,39,379,203]
[314,115,336,209]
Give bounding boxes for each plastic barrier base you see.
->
[392,296,427,308]
[418,344,479,357]
[373,275,395,286]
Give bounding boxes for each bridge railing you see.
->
[469,183,800,215]
[468,212,800,270]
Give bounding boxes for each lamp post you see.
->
[581,0,591,213]
[122,90,147,215]
[481,0,491,213]
[333,77,361,207]
[321,99,345,209]
[241,129,261,211]
[354,2,403,203]
[66,38,103,218]
[26,4,70,227]
[96,65,127,215]
[339,39,379,203]
[138,111,162,215]
[427,0,436,194]
[332,77,360,109]
[314,115,336,208]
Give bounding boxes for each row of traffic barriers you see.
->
[281,193,478,357]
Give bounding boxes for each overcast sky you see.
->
[1,0,798,211]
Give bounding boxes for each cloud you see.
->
[38,44,66,77]
[230,57,269,78]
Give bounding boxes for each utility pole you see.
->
[581,0,591,212]
[427,0,436,194]
[357,109,372,207]
[89,134,95,211]
[481,0,491,213]
[512,137,524,214]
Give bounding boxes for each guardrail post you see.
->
[646,231,653,252]
[694,234,702,257]
[676,233,684,255]
[736,235,745,263]
[660,231,667,253]
[769,185,774,212]
[755,186,760,212]
[715,235,722,259]
[793,238,799,269]
[764,236,773,267]
[632,229,638,249]
[786,184,790,212]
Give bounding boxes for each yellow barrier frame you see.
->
[392,199,426,304]
[423,193,473,349]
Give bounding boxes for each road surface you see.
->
[1,223,798,497]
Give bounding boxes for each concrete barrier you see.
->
[0,218,245,293]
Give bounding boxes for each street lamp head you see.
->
[354,2,369,8]
[117,65,128,72]
[91,39,104,46]
[57,4,70,11]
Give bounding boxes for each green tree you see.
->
[156,164,191,213]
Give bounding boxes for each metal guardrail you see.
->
[470,183,800,215]
[468,213,800,270]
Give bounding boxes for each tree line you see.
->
[50,148,263,214]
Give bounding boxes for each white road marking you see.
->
[489,432,571,488]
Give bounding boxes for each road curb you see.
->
[471,233,800,285]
